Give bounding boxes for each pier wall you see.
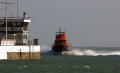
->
[0,45,41,59]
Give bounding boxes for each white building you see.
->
[0,12,41,59]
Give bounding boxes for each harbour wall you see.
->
[0,45,41,59]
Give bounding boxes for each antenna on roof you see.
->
[23,12,26,18]
[59,26,61,33]
[54,29,56,34]
[65,28,66,34]
[17,0,18,17]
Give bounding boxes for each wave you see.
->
[66,49,120,56]
[40,45,120,56]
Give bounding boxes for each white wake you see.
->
[40,45,120,56]
[66,49,120,56]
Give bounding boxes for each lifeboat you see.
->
[51,28,72,54]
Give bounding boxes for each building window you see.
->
[17,22,21,27]
[11,22,16,27]
[22,23,28,31]
[0,22,4,26]
[11,28,14,30]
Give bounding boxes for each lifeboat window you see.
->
[57,40,60,42]
[63,40,65,42]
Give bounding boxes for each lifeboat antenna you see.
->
[65,29,66,34]
[54,29,56,35]
[59,26,61,33]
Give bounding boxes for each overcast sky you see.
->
[0,0,120,47]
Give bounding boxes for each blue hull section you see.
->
[52,45,71,54]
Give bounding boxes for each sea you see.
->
[0,45,120,73]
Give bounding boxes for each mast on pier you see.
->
[0,0,14,40]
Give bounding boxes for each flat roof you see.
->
[0,19,31,22]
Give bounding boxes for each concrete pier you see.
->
[0,45,41,59]
[7,52,41,59]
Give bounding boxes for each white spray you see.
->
[40,45,120,56]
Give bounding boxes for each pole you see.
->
[17,0,18,17]
[6,0,7,40]
[0,1,14,40]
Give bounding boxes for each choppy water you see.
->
[0,46,120,73]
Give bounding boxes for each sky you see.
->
[0,0,120,47]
